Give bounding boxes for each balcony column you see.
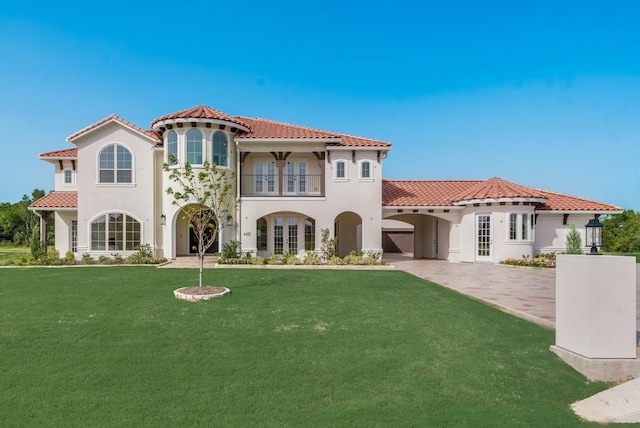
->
[270,152,291,196]
[313,151,326,196]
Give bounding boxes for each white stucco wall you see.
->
[535,213,593,254]
[73,122,158,256]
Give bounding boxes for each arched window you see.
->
[335,160,347,179]
[509,213,517,240]
[90,213,141,251]
[360,160,371,179]
[167,131,178,165]
[186,129,203,165]
[212,131,228,167]
[521,213,529,240]
[64,169,73,184]
[304,218,315,250]
[257,217,267,251]
[99,144,132,183]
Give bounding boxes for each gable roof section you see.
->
[39,148,78,159]
[383,178,621,212]
[67,114,161,143]
[235,116,391,147]
[151,105,249,129]
[29,192,77,209]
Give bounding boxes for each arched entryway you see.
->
[334,211,362,257]
[173,204,219,256]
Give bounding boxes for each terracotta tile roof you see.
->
[151,105,249,129]
[534,189,621,211]
[67,114,161,143]
[29,192,77,209]
[453,177,547,202]
[383,179,482,206]
[39,148,78,158]
[235,116,391,147]
[383,178,621,212]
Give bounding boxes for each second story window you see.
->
[167,131,178,165]
[360,160,371,179]
[186,129,203,165]
[99,144,132,183]
[212,131,228,167]
[335,160,346,179]
[64,169,74,184]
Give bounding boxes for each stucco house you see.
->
[30,105,621,263]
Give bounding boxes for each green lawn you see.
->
[0,245,30,263]
[1,267,610,426]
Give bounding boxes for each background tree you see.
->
[565,223,583,254]
[164,159,235,287]
[0,189,46,245]
[602,209,640,253]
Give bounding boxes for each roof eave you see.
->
[452,197,547,206]
[153,118,251,133]
[68,118,159,144]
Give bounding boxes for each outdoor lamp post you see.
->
[584,216,603,255]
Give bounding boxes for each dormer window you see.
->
[186,129,203,165]
[99,144,132,183]
[212,131,228,167]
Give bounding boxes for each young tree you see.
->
[565,223,583,254]
[164,159,235,287]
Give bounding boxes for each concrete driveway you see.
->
[383,253,640,330]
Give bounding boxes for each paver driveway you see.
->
[384,253,640,330]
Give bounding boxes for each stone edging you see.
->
[173,287,231,302]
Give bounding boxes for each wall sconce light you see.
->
[160,214,166,226]
[226,215,233,226]
[585,216,603,255]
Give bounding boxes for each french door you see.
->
[274,217,298,254]
[254,161,276,195]
[285,161,307,194]
[476,214,492,262]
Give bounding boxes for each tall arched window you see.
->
[257,217,267,251]
[212,131,228,167]
[304,218,315,250]
[167,131,178,165]
[186,129,203,165]
[99,144,132,183]
[90,213,140,251]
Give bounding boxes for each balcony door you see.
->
[254,161,276,195]
[285,161,307,194]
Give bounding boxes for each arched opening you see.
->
[384,214,451,260]
[174,204,219,256]
[254,212,316,256]
[334,211,362,257]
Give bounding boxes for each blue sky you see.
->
[1,0,639,209]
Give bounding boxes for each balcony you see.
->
[241,174,324,197]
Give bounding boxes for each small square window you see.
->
[335,161,346,179]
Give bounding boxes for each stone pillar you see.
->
[556,254,636,358]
